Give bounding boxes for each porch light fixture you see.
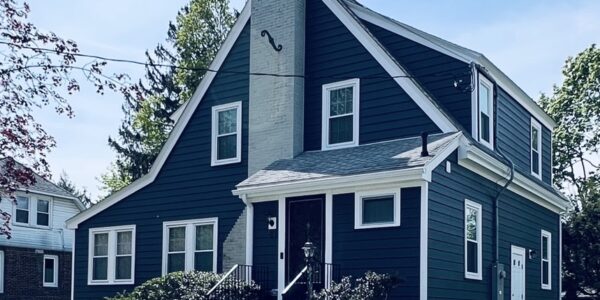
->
[302,241,316,260]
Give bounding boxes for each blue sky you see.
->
[27,0,599,199]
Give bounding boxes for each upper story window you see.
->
[162,218,217,275]
[354,189,400,229]
[531,118,542,179]
[43,254,58,288]
[465,199,482,280]
[15,196,29,225]
[477,74,494,149]
[322,79,360,150]
[211,102,242,166]
[88,225,136,285]
[37,199,50,227]
[541,230,552,290]
[14,195,51,228]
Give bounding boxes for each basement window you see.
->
[477,74,494,149]
[88,225,136,285]
[354,189,400,229]
[322,79,360,150]
[162,218,217,275]
[43,255,58,287]
[465,199,482,280]
[211,101,242,166]
[541,230,551,290]
[531,118,542,179]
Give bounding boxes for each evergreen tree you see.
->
[57,172,93,208]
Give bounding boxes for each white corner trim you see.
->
[325,192,333,289]
[321,78,360,150]
[323,0,457,133]
[0,251,4,293]
[87,225,136,285]
[277,197,285,300]
[211,101,243,166]
[245,201,254,267]
[354,188,401,229]
[464,199,483,280]
[558,216,562,298]
[161,217,218,275]
[530,118,543,180]
[65,1,252,229]
[419,182,428,300]
[541,229,552,290]
[70,234,75,299]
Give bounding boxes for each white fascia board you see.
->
[65,1,253,229]
[458,144,569,213]
[18,188,85,211]
[169,100,188,122]
[323,0,457,133]
[422,132,462,180]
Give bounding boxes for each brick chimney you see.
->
[248,0,305,176]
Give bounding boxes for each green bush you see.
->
[314,271,401,300]
[105,271,261,300]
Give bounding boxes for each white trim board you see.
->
[66,1,252,229]
[419,182,428,300]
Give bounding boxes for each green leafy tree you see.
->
[100,0,236,197]
[56,172,93,208]
[540,44,600,299]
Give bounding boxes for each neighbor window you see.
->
[322,79,360,150]
[211,102,242,166]
[14,196,52,227]
[477,74,494,149]
[37,199,50,227]
[43,255,58,287]
[88,225,136,285]
[465,199,482,280]
[354,189,400,229]
[15,196,29,224]
[531,119,542,179]
[162,218,217,275]
[541,230,551,290]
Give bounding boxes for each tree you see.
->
[100,0,235,196]
[0,0,128,238]
[56,172,93,208]
[540,44,600,299]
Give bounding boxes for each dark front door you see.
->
[285,196,325,284]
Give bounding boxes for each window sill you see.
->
[322,141,358,151]
[211,157,241,167]
[87,280,134,286]
[12,223,51,230]
[541,285,551,290]
[465,273,482,280]
[354,222,400,230]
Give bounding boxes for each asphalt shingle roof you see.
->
[0,158,77,200]
[238,132,460,188]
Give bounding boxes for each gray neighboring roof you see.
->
[238,132,460,188]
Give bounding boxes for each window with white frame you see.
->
[88,225,135,285]
[465,199,482,280]
[14,195,51,228]
[43,255,58,287]
[15,196,29,225]
[531,119,542,179]
[162,218,217,275]
[541,230,551,290]
[0,250,4,293]
[354,189,400,229]
[322,79,360,150]
[37,199,50,227]
[211,102,242,166]
[477,74,494,149]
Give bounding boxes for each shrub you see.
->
[314,271,401,300]
[105,271,262,300]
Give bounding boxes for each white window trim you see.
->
[476,74,494,150]
[464,199,483,280]
[87,225,136,285]
[0,250,4,293]
[13,194,52,229]
[322,78,360,150]
[531,118,543,179]
[541,230,552,290]
[211,101,242,166]
[161,217,218,275]
[43,254,59,288]
[354,189,401,229]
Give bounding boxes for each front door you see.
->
[285,196,325,284]
[511,246,526,300]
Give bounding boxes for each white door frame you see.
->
[511,245,526,300]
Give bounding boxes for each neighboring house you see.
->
[66,0,569,299]
[0,160,84,300]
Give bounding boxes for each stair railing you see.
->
[281,266,308,296]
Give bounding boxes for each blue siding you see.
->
[332,189,420,300]
[252,201,278,291]
[303,0,440,151]
[542,126,552,184]
[73,22,251,299]
[365,21,472,133]
[428,153,560,299]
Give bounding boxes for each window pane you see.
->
[37,200,49,213]
[116,256,132,280]
[466,207,478,240]
[194,252,213,272]
[44,258,55,283]
[196,225,213,251]
[532,151,540,174]
[531,127,539,150]
[217,135,237,160]
[93,257,108,280]
[168,227,186,252]
[16,196,29,209]
[362,196,395,224]
[542,236,549,259]
[94,233,109,256]
[16,210,29,224]
[542,261,549,285]
[480,113,490,142]
[37,213,49,226]
[467,241,478,273]
[329,87,353,116]
[167,253,185,273]
[329,115,353,144]
[479,84,489,114]
[218,108,237,135]
[117,231,132,255]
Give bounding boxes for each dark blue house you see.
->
[67,0,569,299]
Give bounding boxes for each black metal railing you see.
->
[282,263,340,300]
[207,264,271,300]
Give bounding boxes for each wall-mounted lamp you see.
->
[528,249,537,260]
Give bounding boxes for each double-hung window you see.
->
[37,199,50,227]
[43,255,58,287]
[211,102,242,166]
[162,218,217,275]
[354,189,400,229]
[541,230,551,289]
[15,196,29,225]
[88,225,136,285]
[465,199,482,280]
[14,196,51,228]
[477,74,494,149]
[322,79,360,150]
[531,119,542,179]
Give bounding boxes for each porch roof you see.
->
[237,132,460,189]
